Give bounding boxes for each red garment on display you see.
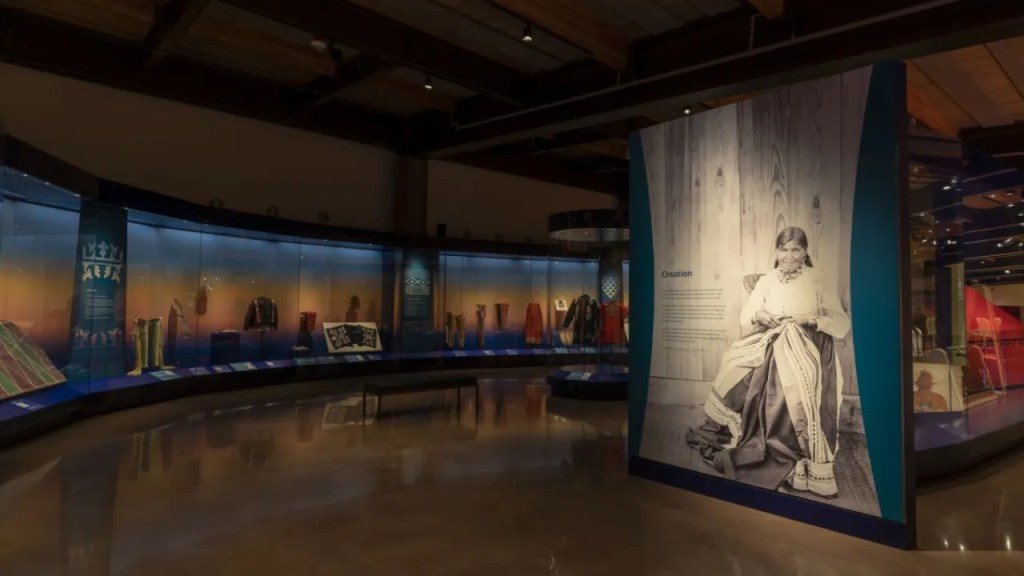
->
[600,303,628,345]
[525,302,544,345]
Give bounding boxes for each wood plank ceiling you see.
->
[0,0,1022,196]
[907,37,1024,174]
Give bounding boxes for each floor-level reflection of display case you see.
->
[546,209,629,399]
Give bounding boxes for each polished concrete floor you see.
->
[0,368,1021,575]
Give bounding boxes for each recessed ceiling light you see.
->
[683,106,692,115]
[310,37,329,52]
[424,75,434,90]
[522,23,533,43]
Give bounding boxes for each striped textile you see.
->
[0,321,66,399]
[705,322,840,465]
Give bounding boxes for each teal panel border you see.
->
[852,61,907,523]
[628,133,653,456]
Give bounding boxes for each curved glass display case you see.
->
[0,143,627,442]
[546,209,630,399]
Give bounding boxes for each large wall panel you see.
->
[629,63,911,547]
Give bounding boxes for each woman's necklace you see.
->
[776,266,803,284]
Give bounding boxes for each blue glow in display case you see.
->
[0,136,618,443]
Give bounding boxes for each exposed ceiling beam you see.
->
[748,0,786,19]
[576,139,629,159]
[0,7,400,146]
[305,53,396,106]
[907,83,959,139]
[490,0,631,69]
[143,0,214,67]
[418,0,1024,156]
[449,148,626,196]
[222,0,529,104]
[961,122,1024,172]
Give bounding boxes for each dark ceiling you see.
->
[0,0,1023,197]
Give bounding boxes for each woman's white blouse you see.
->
[740,269,851,339]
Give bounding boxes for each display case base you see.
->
[547,364,628,400]
[0,350,622,449]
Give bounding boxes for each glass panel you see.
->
[196,233,301,366]
[911,136,1024,452]
[439,253,550,353]
[297,244,385,356]
[0,168,82,395]
[125,222,202,372]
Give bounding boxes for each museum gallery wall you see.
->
[628,63,909,545]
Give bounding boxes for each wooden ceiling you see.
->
[0,0,1023,196]
[907,37,1024,175]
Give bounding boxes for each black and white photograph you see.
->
[636,67,881,516]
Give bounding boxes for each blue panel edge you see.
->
[630,456,913,549]
[851,61,908,524]
[628,132,654,456]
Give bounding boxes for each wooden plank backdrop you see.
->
[641,67,872,396]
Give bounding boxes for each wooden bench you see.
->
[362,376,479,421]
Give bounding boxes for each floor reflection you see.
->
[0,369,1020,575]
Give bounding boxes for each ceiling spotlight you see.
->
[942,185,951,190]
[522,23,534,43]
[683,106,693,115]
[310,37,330,52]
[423,75,434,90]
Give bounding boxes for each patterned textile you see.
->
[600,303,628,345]
[0,321,66,399]
[243,297,278,331]
[324,323,379,352]
[563,295,600,345]
[691,322,842,498]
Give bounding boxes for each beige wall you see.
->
[0,63,396,231]
[0,63,617,237]
[989,284,1024,307]
[427,160,618,243]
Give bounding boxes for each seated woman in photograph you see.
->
[686,227,850,499]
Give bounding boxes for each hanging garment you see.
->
[166,299,191,365]
[298,311,317,349]
[455,314,466,348]
[243,297,278,331]
[196,285,211,316]
[600,303,629,345]
[148,317,169,369]
[445,312,456,348]
[345,295,361,322]
[563,294,600,345]
[495,303,509,331]
[128,317,149,376]
[475,305,487,348]
[525,303,544,345]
